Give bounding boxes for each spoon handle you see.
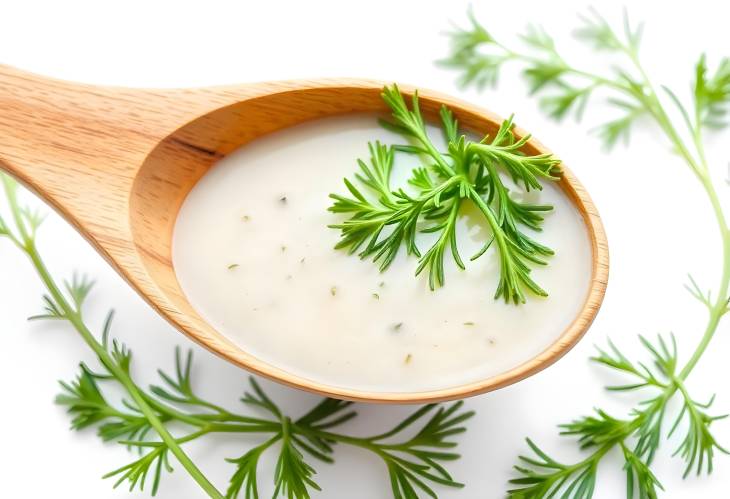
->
[0,65,191,199]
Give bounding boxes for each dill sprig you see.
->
[329,84,560,304]
[510,334,727,498]
[0,174,474,498]
[442,7,730,498]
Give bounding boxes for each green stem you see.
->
[467,185,508,251]
[503,47,632,94]
[293,426,386,456]
[205,422,282,434]
[631,55,706,180]
[139,392,215,427]
[422,174,463,202]
[1,175,223,499]
[679,175,730,380]
[176,428,212,445]
[23,243,224,499]
[692,98,711,169]
[565,443,611,479]
[138,390,278,429]
[624,51,730,381]
[413,128,456,177]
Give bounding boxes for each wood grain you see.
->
[0,65,609,403]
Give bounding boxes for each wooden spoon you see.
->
[0,65,608,403]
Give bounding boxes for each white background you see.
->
[1,0,729,498]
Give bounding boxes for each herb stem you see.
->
[467,185,508,256]
[504,47,629,93]
[2,179,224,499]
[205,422,282,434]
[299,427,373,449]
[448,10,730,494]
[679,175,730,380]
[138,392,214,427]
[634,58,707,179]
[331,86,559,302]
[31,247,223,498]
[625,49,730,381]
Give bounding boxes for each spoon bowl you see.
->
[0,65,608,403]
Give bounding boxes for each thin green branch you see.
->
[442,7,730,497]
[329,84,560,303]
[1,173,475,498]
[0,178,224,498]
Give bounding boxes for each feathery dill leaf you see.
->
[509,335,725,498]
[329,84,560,303]
[670,386,729,477]
[1,173,474,499]
[509,437,601,498]
[694,54,730,129]
[441,8,730,496]
[441,8,659,150]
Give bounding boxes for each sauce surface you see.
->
[173,114,592,392]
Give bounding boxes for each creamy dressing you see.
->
[172,114,592,392]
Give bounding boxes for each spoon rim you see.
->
[155,81,609,403]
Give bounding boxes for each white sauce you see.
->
[172,114,592,392]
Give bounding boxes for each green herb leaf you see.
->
[694,54,730,129]
[1,173,474,499]
[329,85,559,303]
[443,8,730,497]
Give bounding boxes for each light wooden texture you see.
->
[0,65,609,403]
